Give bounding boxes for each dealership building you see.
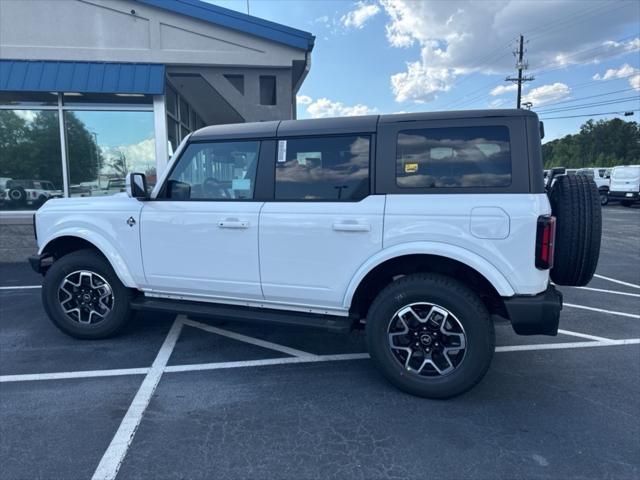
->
[0,0,314,225]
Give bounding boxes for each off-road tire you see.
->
[366,273,495,399]
[549,174,601,286]
[42,249,133,339]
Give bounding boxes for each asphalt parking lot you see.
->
[1,204,638,480]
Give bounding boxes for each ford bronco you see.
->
[29,110,601,398]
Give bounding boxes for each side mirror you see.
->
[126,173,148,200]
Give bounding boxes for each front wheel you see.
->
[42,249,133,339]
[366,273,494,399]
[600,192,609,206]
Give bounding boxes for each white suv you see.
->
[30,110,601,398]
[3,179,63,208]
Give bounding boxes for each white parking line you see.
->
[557,329,615,343]
[0,367,148,383]
[91,319,183,480]
[3,338,639,385]
[564,303,640,319]
[182,318,317,358]
[567,286,640,298]
[0,285,41,290]
[165,352,369,373]
[594,274,640,290]
[495,338,640,352]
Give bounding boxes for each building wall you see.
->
[0,0,306,67]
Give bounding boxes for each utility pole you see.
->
[505,35,535,108]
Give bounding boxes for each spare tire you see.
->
[548,174,601,286]
[8,187,26,207]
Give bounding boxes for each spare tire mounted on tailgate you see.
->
[548,174,602,286]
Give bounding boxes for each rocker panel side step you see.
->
[130,296,353,333]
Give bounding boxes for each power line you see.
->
[570,70,639,91]
[536,96,639,113]
[525,1,621,43]
[541,109,638,120]
[535,88,636,108]
[532,34,639,77]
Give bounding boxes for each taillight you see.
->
[535,215,556,269]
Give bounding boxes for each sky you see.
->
[208,0,640,142]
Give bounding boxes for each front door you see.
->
[140,139,263,300]
[259,134,384,310]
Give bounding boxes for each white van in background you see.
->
[609,165,640,206]
[577,167,611,205]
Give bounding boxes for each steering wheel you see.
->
[203,177,228,199]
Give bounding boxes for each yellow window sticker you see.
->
[404,162,418,173]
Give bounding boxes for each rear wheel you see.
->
[366,273,494,399]
[42,249,133,339]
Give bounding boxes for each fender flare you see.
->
[342,242,515,309]
[38,230,138,288]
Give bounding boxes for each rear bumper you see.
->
[503,285,563,336]
[609,190,639,201]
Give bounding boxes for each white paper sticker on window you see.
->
[277,140,287,163]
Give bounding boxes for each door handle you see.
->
[332,222,371,232]
[218,220,249,229]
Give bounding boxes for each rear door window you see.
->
[275,135,370,200]
[396,126,511,188]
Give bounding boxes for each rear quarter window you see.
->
[396,126,512,188]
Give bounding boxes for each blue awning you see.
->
[0,60,166,95]
[136,0,314,52]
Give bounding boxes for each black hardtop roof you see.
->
[190,109,537,141]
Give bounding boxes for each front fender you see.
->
[342,242,516,309]
[38,228,140,289]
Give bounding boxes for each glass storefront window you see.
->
[65,111,156,197]
[166,86,177,116]
[62,93,153,107]
[0,92,58,106]
[0,109,63,210]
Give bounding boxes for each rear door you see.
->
[259,133,384,310]
[140,139,265,300]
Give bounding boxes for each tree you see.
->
[542,118,640,168]
[63,112,102,184]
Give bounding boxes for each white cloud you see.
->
[490,84,518,96]
[391,62,454,103]
[379,0,639,103]
[341,1,380,29]
[592,63,640,91]
[522,83,571,107]
[592,63,638,80]
[305,97,377,118]
[102,138,156,174]
[296,95,312,105]
[14,110,37,123]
